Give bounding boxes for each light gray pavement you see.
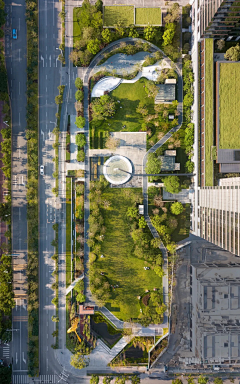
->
[89,132,146,188]
[5,0,28,374]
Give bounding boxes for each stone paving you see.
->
[89,131,146,188]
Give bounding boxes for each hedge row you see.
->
[26,0,39,376]
[58,0,66,65]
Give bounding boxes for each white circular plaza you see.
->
[103,155,132,185]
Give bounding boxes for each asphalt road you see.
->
[5,0,28,374]
[38,0,63,376]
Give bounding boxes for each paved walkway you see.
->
[92,57,171,96]
[65,273,84,295]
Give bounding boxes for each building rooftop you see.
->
[155,84,176,104]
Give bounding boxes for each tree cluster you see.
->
[90,94,116,121]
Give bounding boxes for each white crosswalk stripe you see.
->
[12,375,56,384]
[3,345,10,357]
[12,375,29,384]
[39,375,56,383]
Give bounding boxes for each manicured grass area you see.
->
[66,178,72,287]
[73,7,81,45]
[204,39,214,187]
[219,62,240,149]
[135,7,162,26]
[66,132,70,162]
[91,78,154,148]
[103,6,134,26]
[96,189,161,321]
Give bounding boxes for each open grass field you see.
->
[91,78,154,148]
[219,62,240,149]
[204,39,214,187]
[73,8,81,45]
[94,188,161,321]
[135,8,162,26]
[103,6,134,27]
[66,178,72,287]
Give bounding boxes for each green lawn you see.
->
[103,6,134,26]
[91,78,154,148]
[219,62,240,149]
[73,7,81,45]
[66,178,72,287]
[95,189,161,321]
[135,8,162,26]
[204,39,214,187]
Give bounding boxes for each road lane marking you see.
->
[41,55,44,67]
[22,352,26,364]
[19,112,20,126]
[49,55,51,67]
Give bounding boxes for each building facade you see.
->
[198,0,240,39]
[198,178,240,256]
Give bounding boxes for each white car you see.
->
[40,165,44,175]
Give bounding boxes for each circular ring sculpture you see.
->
[103,155,132,185]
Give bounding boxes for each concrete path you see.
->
[65,274,84,295]
[92,55,172,96]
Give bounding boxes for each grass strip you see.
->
[103,6,134,26]
[135,7,162,26]
[204,39,214,186]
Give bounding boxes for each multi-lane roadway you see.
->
[5,0,28,375]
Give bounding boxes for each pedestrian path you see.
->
[3,344,10,358]
[12,376,57,384]
[65,273,84,295]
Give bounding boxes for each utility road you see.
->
[5,0,28,374]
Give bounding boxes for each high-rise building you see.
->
[198,0,240,39]
[197,178,240,256]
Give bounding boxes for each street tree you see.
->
[163,23,175,46]
[87,39,100,55]
[217,39,225,51]
[75,77,83,89]
[91,95,116,120]
[145,152,161,181]
[75,116,86,128]
[76,133,86,147]
[164,176,181,194]
[70,353,89,369]
[75,90,84,102]
[224,44,240,61]
[101,28,112,43]
[144,25,156,41]
[77,150,85,162]
[198,376,208,384]
[170,201,183,215]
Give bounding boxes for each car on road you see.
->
[12,29,17,39]
[40,165,44,175]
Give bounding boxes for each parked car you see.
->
[40,165,44,175]
[12,29,17,39]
